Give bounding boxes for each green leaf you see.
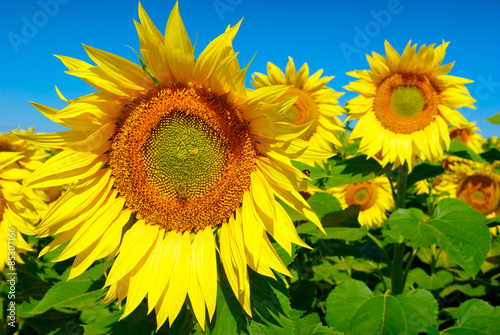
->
[248,271,295,335]
[26,263,107,315]
[291,316,342,335]
[480,148,500,162]
[324,279,438,335]
[407,163,445,186]
[439,284,486,299]
[307,193,342,220]
[325,155,388,188]
[291,161,328,179]
[387,199,491,277]
[486,112,500,124]
[209,266,249,335]
[439,299,500,334]
[407,268,453,291]
[297,205,367,241]
[446,140,486,163]
[386,207,429,247]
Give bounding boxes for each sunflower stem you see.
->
[396,163,409,209]
[391,163,409,295]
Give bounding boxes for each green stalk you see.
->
[391,163,409,295]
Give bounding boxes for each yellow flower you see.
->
[18,3,322,330]
[434,160,500,235]
[0,130,52,273]
[251,57,345,163]
[449,121,485,154]
[345,41,475,170]
[328,176,394,228]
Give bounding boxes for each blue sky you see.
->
[1,0,499,138]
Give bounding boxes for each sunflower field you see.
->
[2,2,500,335]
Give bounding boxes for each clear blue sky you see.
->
[1,0,499,138]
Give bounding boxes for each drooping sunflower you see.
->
[328,176,394,228]
[345,40,476,170]
[0,130,53,273]
[449,121,485,154]
[251,57,345,163]
[434,160,500,235]
[18,3,324,330]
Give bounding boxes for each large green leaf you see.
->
[325,155,388,188]
[486,112,500,125]
[446,140,486,163]
[406,268,453,291]
[26,263,107,315]
[438,299,500,334]
[248,271,294,334]
[307,192,342,219]
[210,265,295,334]
[387,199,491,277]
[325,279,438,335]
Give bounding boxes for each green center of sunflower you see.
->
[110,83,256,233]
[389,86,427,119]
[354,187,369,202]
[144,112,229,200]
[345,182,377,211]
[471,189,486,203]
[374,73,439,134]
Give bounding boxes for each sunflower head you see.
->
[346,40,475,170]
[329,176,394,228]
[449,121,486,154]
[434,160,500,235]
[251,57,345,163]
[0,129,54,273]
[18,2,321,330]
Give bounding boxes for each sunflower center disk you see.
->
[277,87,318,140]
[110,83,256,233]
[345,182,377,211]
[457,174,500,215]
[374,73,438,134]
[389,86,426,119]
[144,112,228,200]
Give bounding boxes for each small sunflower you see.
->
[251,57,345,163]
[19,3,322,330]
[449,121,485,154]
[434,160,500,235]
[0,130,52,273]
[328,176,394,228]
[345,40,475,170]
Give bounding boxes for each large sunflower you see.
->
[18,3,323,330]
[328,176,394,228]
[251,58,345,163]
[345,41,475,170]
[0,130,53,273]
[449,121,485,154]
[434,160,500,235]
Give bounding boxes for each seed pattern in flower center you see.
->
[374,73,439,134]
[345,182,378,211]
[110,83,256,232]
